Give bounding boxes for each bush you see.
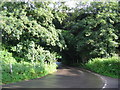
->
[84,57,120,78]
[1,49,57,84]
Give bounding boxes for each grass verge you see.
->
[1,50,57,84]
[84,57,120,78]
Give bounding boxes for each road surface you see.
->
[2,66,119,88]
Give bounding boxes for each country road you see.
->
[2,66,119,89]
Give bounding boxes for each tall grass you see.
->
[84,57,120,78]
[1,50,57,84]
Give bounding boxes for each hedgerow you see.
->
[84,57,120,78]
[1,49,57,84]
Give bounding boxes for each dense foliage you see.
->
[0,2,67,60]
[0,1,120,84]
[1,49,56,84]
[0,1,67,84]
[62,1,120,64]
[84,57,120,78]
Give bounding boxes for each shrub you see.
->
[84,57,120,78]
[1,49,57,84]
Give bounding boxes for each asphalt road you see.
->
[2,66,119,89]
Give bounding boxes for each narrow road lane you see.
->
[2,66,119,88]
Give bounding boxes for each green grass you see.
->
[2,62,57,84]
[84,57,120,78]
[1,50,57,84]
